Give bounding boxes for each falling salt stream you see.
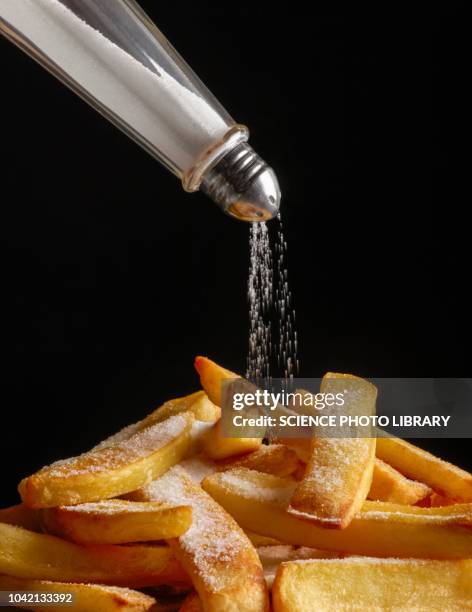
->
[246,221,273,381]
[246,212,298,383]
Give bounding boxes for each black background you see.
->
[1,3,469,506]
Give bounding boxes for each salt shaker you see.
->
[0,0,280,221]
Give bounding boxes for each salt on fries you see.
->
[284,437,434,504]
[19,412,195,508]
[128,466,268,612]
[92,390,220,452]
[288,372,377,528]
[0,357,470,611]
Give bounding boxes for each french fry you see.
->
[0,523,189,587]
[376,436,472,502]
[202,468,472,559]
[194,356,238,407]
[89,400,218,478]
[283,438,431,504]
[0,503,40,531]
[91,392,220,485]
[93,391,220,452]
[179,592,202,611]
[0,575,157,611]
[289,436,376,527]
[218,444,299,478]
[19,412,194,508]
[195,356,266,459]
[202,420,262,460]
[361,499,472,525]
[272,558,472,612]
[288,373,377,528]
[129,466,269,612]
[369,458,432,504]
[40,499,192,544]
[257,545,341,588]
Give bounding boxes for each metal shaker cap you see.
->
[201,143,281,221]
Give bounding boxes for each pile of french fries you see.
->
[1,356,472,611]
